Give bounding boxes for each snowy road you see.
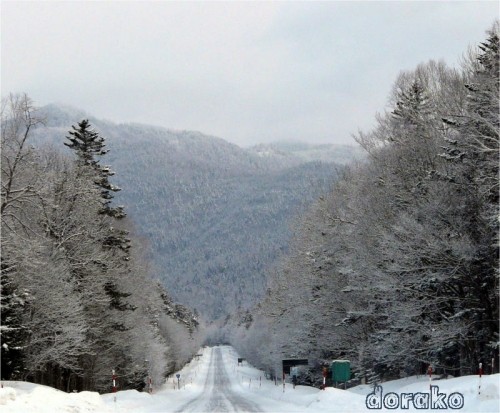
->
[175,347,262,412]
[101,344,314,412]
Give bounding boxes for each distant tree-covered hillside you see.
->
[31,107,361,319]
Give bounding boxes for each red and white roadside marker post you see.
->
[148,376,153,394]
[478,362,483,395]
[427,365,432,390]
[145,359,152,394]
[322,367,327,390]
[112,369,117,403]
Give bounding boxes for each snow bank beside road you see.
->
[0,381,112,413]
[0,386,16,405]
[1,346,499,412]
[223,346,499,412]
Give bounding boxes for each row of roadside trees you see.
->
[1,95,204,392]
[229,23,499,386]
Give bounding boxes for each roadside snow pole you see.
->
[427,365,432,390]
[323,367,327,390]
[148,376,153,394]
[478,362,483,395]
[283,371,285,393]
[145,359,152,394]
[260,376,262,388]
[112,369,117,403]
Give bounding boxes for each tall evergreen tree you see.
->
[65,119,125,219]
[65,120,133,322]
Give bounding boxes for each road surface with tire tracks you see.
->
[176,347,262,412]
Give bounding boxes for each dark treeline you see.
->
[227,23,499,386]
[1,99,204,392]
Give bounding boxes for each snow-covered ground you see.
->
[1,345,499,412]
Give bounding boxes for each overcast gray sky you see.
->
[1,1,498,146]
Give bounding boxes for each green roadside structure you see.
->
[331,360,351,388]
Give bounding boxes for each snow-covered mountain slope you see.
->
[31,104,362,319]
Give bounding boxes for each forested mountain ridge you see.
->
[32,105,361,319]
